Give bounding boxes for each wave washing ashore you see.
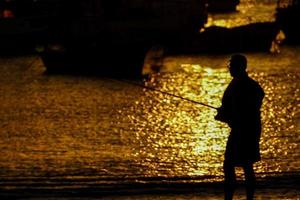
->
[1,174,300,199]
[0,1,300,199]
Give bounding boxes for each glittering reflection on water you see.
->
[122,66,231,181]
[256,71,300,175]
[0,49,299,188]
[121,56,300,182]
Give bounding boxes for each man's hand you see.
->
[215,107,228,123]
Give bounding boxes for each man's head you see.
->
[228,54,247,77]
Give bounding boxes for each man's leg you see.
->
[242,163,256,200]
[223,160,236,200]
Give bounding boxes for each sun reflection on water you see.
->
[123,60,300,182]
[0,51,299,187]
[125,65,233,181]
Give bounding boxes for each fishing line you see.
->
[106,78,218,110]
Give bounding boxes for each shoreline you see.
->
[1,173,299,199]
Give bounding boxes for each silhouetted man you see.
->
[215,54,264,200]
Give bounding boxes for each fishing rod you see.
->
[106,78,218,110]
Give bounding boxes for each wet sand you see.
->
[1,175,300,199]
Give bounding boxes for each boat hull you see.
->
[39,0,208,77]
[167,22,280,54]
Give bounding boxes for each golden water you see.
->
[0,46,299,189]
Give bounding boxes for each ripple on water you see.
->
[0,51,300,186]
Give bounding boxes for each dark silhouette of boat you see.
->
[166,22,281,54]
[276,0,300,44]
[37,0,208,77]
[207,0,240,13]
[0,0,207,77]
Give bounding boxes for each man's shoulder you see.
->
[247,77,265,97]
[247,76,262,87]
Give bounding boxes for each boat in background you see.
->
[38,0,208,77]
[0,0,208,77]
[276,0,300,44]
[164,22,281,55]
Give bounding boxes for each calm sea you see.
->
[0,0,299,194]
